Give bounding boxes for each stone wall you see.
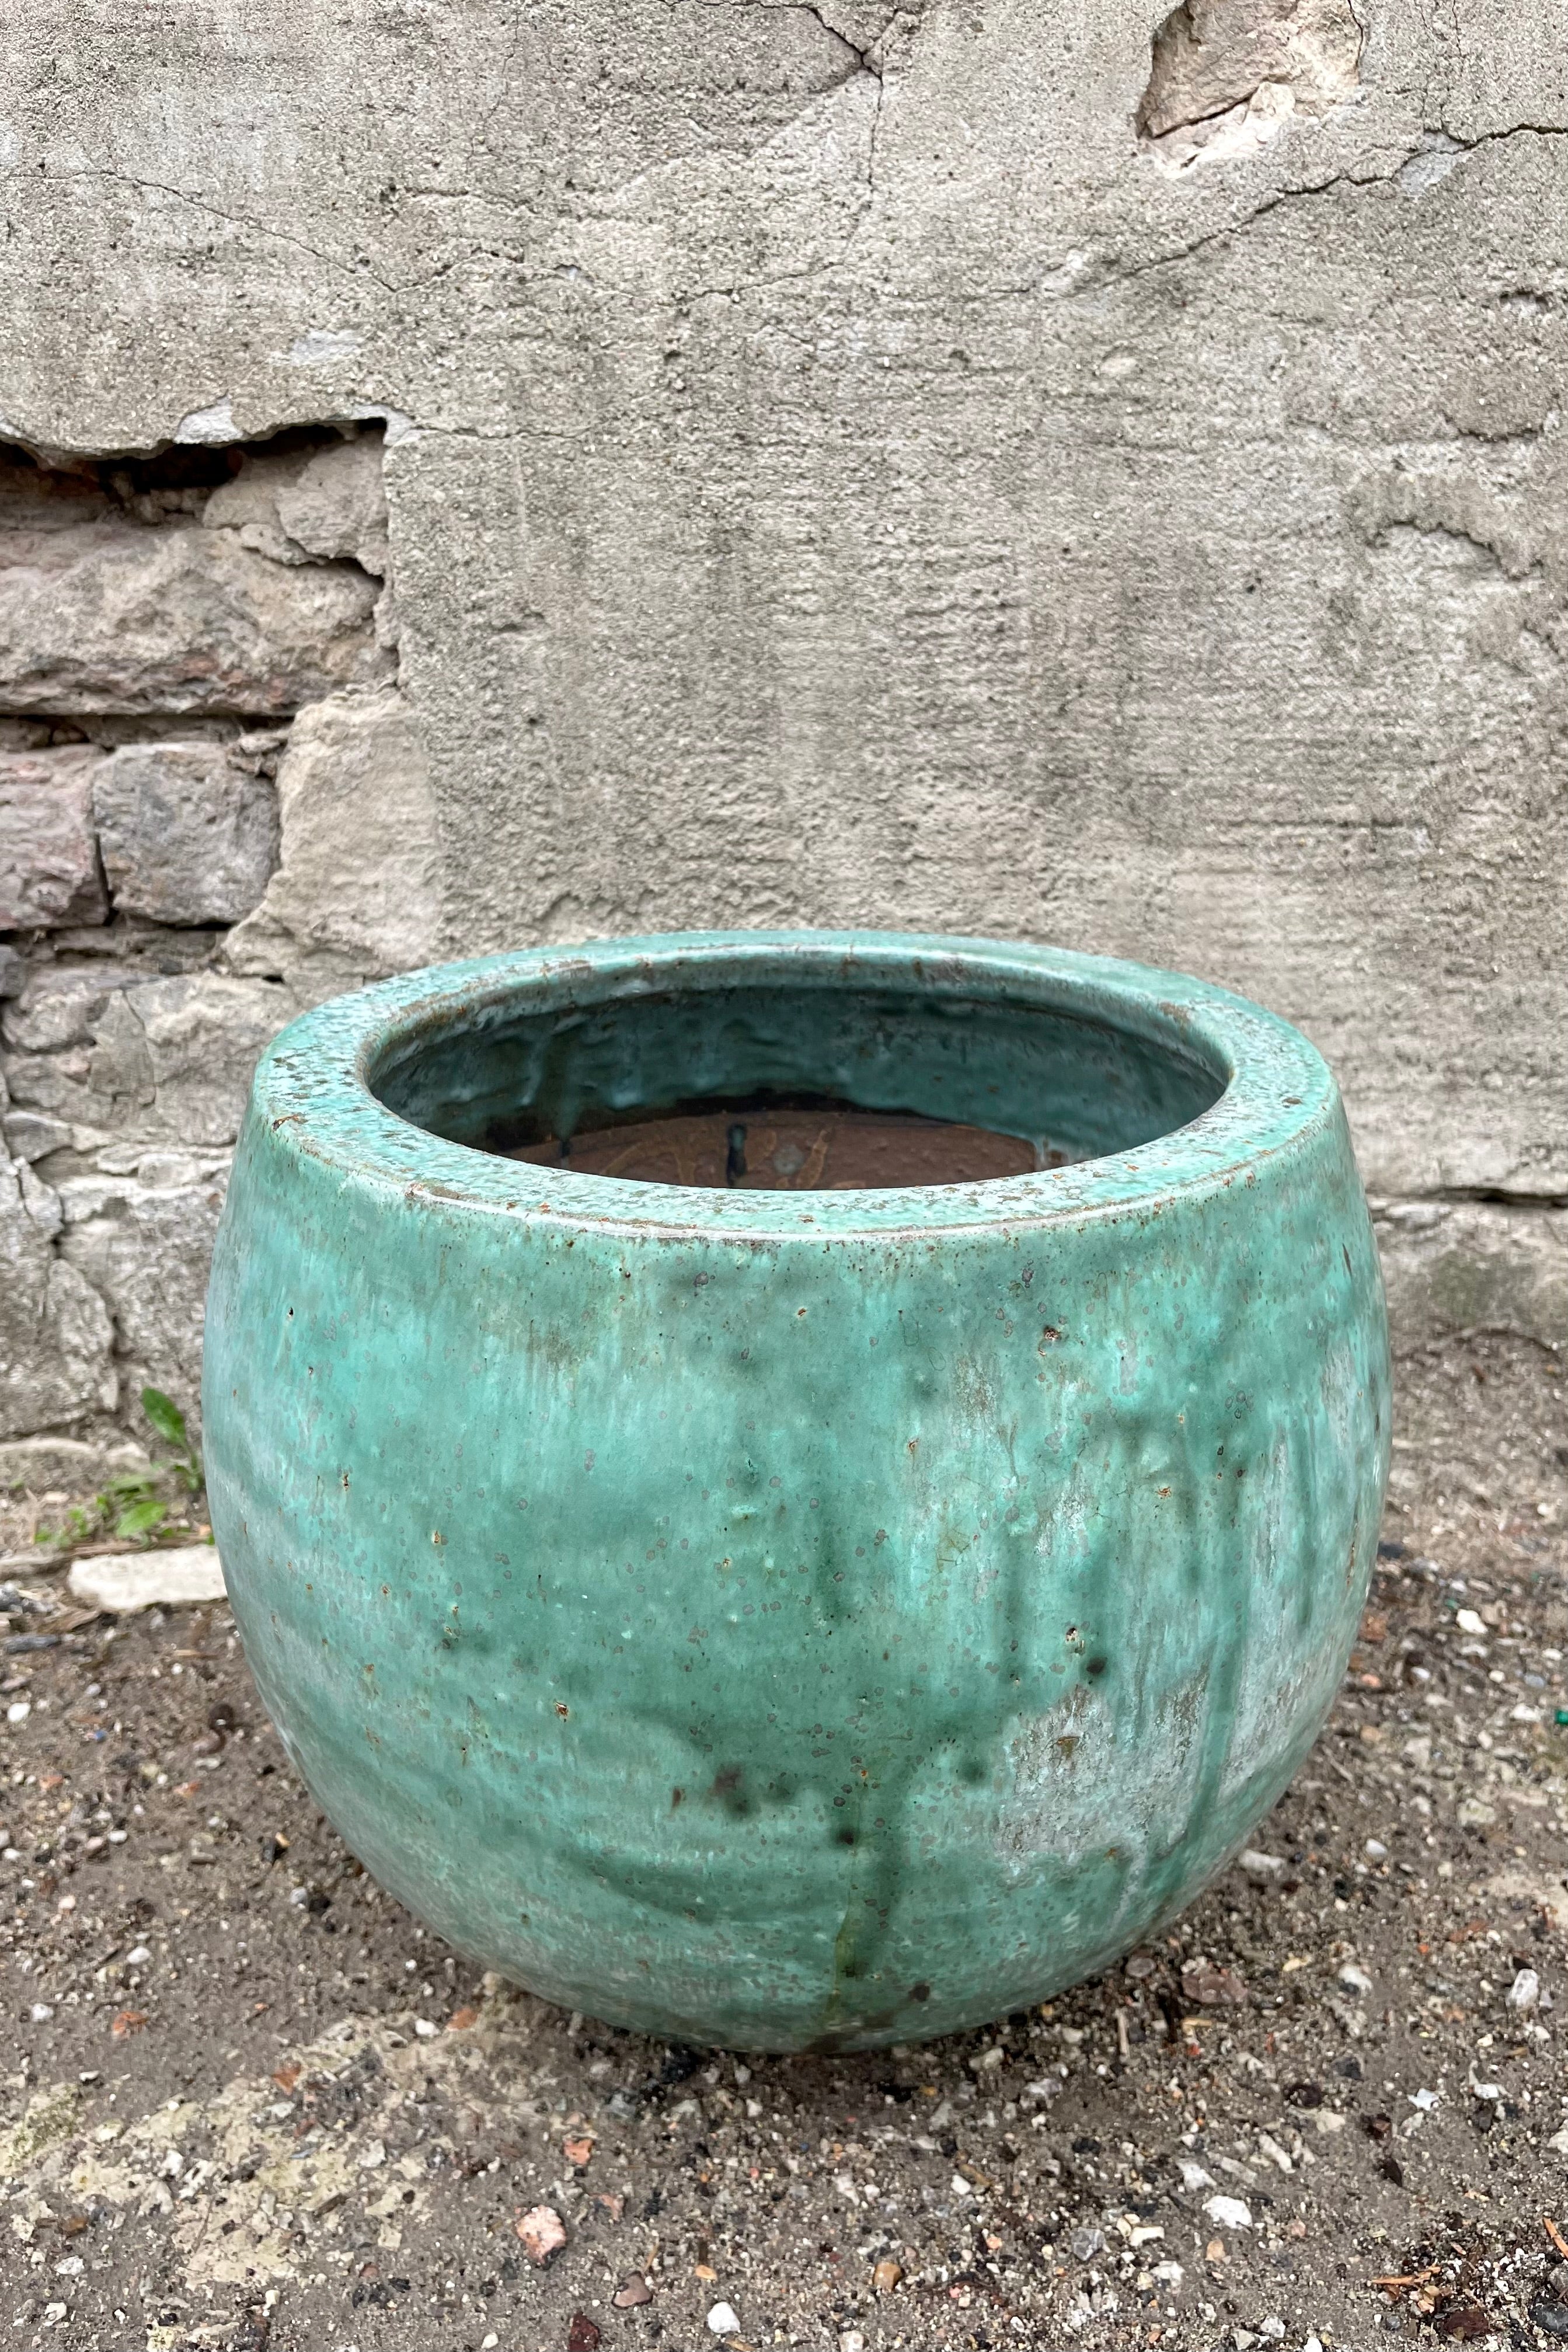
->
[1,0,1564,1464]
[0,430,436,1455]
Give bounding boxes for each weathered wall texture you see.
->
[1,0,1564,1458]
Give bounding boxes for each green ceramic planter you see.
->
[204,931,1389,2051]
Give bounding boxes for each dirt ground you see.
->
[2,1332,1566,2352]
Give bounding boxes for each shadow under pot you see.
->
[204,928,1389,2051]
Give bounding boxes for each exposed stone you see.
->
[0,745,108,928]
[4,966,288,1145]
[94,738,279,925]
[58,1162,229,1412]
[122,975,290,1147]
[0,475,391,716]
[1,1109,75,1163]
[0,1154,116,1437]
[67,1543,228,1612]
[3,965,124,1057]
[204,433,389,578]
[227,685,440,985]
[1137,0,1364,172]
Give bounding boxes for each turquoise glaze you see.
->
[204,932,1390,2051]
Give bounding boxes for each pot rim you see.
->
[251,929,1340,1239]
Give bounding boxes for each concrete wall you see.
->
[2,0,1564,1458]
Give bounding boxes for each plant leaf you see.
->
[114,1497,169,1540]
[141,1386,188,1448]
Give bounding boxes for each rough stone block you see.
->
[58,1160,229,1414]
[0,514,391,716]
[93,739,279,925]
[0,746,109,928]
[2,965,289,1145]
[227,684,440,984]
[204,434,389,577]
[68,1544,228,1612]
[124,974,291,1147]
[0,1155,116,1437]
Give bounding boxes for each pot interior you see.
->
[370,972,1226,1190]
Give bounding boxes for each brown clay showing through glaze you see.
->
[500,1102,1061,1189]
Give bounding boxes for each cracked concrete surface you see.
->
[1,0,1566,1445]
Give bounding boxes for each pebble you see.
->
[1239,1849,1285,1880]
[706,2303,741,2337]
[612,2276,653,2309]
[1507,1967,1541,2011]
[515,2205,567,2265]
[1455,1608,1487,1636]
[67,1545,227,1614]
[1204,2194,1253,2229]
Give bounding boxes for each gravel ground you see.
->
[2,1332,1566,2352]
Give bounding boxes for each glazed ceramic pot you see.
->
[204,931,1390,2051]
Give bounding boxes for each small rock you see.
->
[1238,1850,1284,1880]
[612,2276,653,2309]
[872,2257,903,2294]
[1363,1838,1388,1861]
[1529,2304,1568,2342]
[1182,1956,1247,2005]
[839,2334,866,2352]
[1203,2194,1253,2229]
[1434,2304,1490,2341]
[1506,1967,1541,2011]
[1069,2225,1106,2260]
[566,2318,601,2352]
[110,2009,148,2037]
[516,2205,567,2265]
[1455,1607,1486,1635]
[1178,2159,1217,2190]
[1337,1961,1374,1995]
[706,2304,741,2338]
[67,1546,227,1614]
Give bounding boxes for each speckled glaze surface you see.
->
[203,932,1390,2051]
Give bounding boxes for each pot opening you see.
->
[371,971,1226,1191]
